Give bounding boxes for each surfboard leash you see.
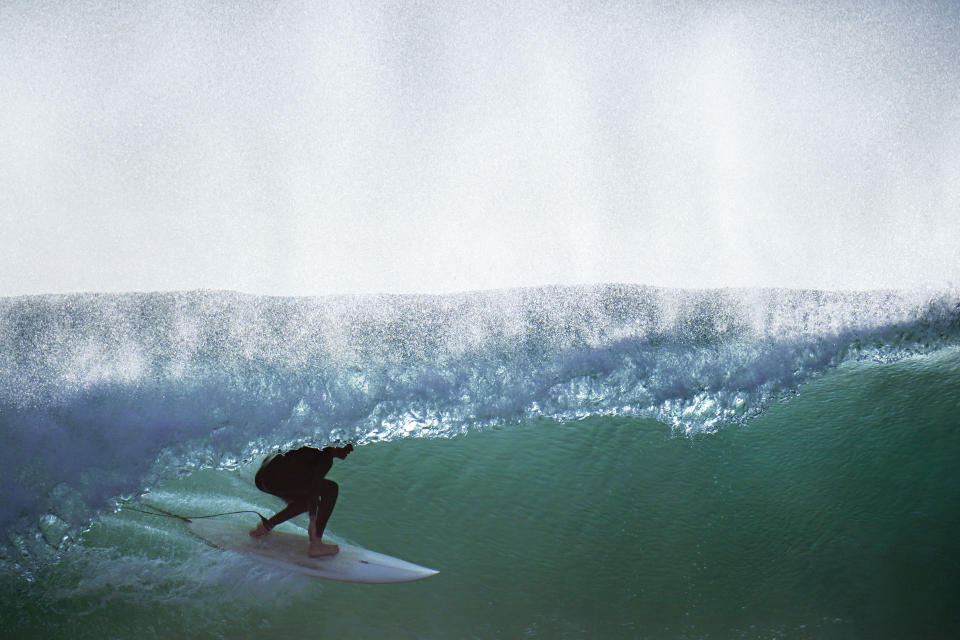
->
[125,502,270,526]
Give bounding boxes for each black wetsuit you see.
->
[255,446,340,537]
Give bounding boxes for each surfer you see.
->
[249,443,353,556]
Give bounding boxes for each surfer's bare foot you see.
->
[249,523,270,538]
[308,541,339,557]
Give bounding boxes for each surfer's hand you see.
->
[332,444,353,459]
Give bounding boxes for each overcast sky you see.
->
[2,0,959,296]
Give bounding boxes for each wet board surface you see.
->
[188,519,439,583]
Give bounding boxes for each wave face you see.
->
[1,286,958,561]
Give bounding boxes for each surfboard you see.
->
[187,519,438,583]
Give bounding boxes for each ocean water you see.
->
[1,286,958,639]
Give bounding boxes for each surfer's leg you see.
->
[307,479,339,557]
[262,496,312,530]
[312,479,338,537]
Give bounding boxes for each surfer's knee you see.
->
[314,478,338,500]
[323,479,339,498]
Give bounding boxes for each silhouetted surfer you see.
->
[249,443,353,556]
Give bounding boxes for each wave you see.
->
[1,285,958,565]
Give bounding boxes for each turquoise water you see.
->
[1,288,958,638]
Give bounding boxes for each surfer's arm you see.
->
[322,444,353,459]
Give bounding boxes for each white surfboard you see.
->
[188,519,438,583]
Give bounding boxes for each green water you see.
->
[4,349,959,639]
